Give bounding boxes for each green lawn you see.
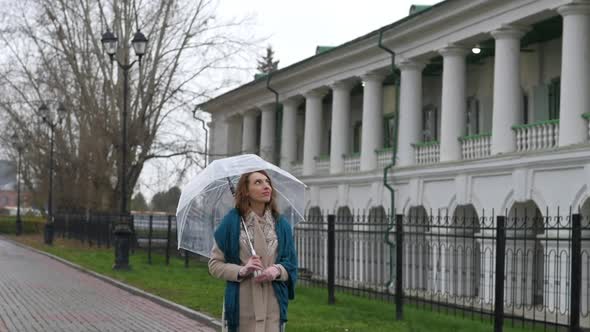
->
[8,235,540,332]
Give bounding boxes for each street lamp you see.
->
[192,109,209,167]
[39,103,66,245]
[100,28,148,270]
[11,132,24,236]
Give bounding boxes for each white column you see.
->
[210,115,229,162]
[242,110,258,154]
[558,3,590,146]
[329,80,354,174]
[491,25,528,155]
[439,46,468,162]
[360,72,386,171]
[397,60,425,167]
[303,89,327,176]
[259,103,276,163]
[280,98,300,169]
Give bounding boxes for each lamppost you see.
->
[39,103,66,245]
[192,109,209,167]
[100,28,148,270]
[11,132,24,236]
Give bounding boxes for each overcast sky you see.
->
[139,0,442,201]
[217,0,442,69]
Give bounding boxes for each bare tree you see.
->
[0,0,259,212]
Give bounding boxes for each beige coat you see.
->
[209,211,289,332]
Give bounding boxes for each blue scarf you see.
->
[214,208,298,332]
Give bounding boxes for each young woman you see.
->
[209,170,298,332]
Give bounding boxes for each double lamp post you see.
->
[39,103,65,245]
[100,28,148,270]
[32,28,147,267]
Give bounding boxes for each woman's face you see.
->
[247,172,272,205]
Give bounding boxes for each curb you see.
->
[1,236,223,331]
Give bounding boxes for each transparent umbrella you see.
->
[176,154,306,257]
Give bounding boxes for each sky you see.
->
[217,0,442,69]
[138,0,442,201]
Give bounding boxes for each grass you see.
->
[8,235,541,332]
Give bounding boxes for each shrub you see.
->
[0,216,46,234]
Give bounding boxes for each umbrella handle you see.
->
[226,177,236,196]
[240,217,257,257]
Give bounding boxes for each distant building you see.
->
[0,160,32,211]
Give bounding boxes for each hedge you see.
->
[0,216,46,234]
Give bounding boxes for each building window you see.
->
[383,113,396,149]
[466,97,480,135]
[523,93,529,125]
[353,121,362,153]
[422,105,438,141]
[548,77,560,120]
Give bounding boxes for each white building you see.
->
[200,0,590,325]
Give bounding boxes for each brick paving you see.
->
[0,239,216,332]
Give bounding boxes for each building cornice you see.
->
[301,145,590,186]
[201,0,569,116]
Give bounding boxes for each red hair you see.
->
[235,170,279,219]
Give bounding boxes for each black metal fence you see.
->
[52,212,193,266]
[50,207,590,330]
[294,208,394,301]
[295,207,590,331]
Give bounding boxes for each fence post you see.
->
[107,218,112,249]
[148,215,153,265]
[166,215,172,265]
[570,213,582,332]
[327,214,335,305]
[97,216,102,248]
[494,216,506,332]
[395,214,403,321]
[87,216,92,247]
[64,214,68,239]
[130,215,136,254]
[106,216,111,249]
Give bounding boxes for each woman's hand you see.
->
[238,255,263,278]
[254,265,281,283]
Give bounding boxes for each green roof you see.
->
[409,4,432,15]
[254,73,268,80]
[316,46,336,54]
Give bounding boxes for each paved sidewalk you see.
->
[0,239,216,332]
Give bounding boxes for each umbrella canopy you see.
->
[176,154,306,257]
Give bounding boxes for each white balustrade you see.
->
[314,157,330,175]
[512,120,559,152]
[460,134,491,160]
[413,141,440,165]
[343,154,361,174]
[376,149,394,169]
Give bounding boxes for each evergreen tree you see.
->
[257,46,279,74]
[130,193,149,211]
[150,186,181,213]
